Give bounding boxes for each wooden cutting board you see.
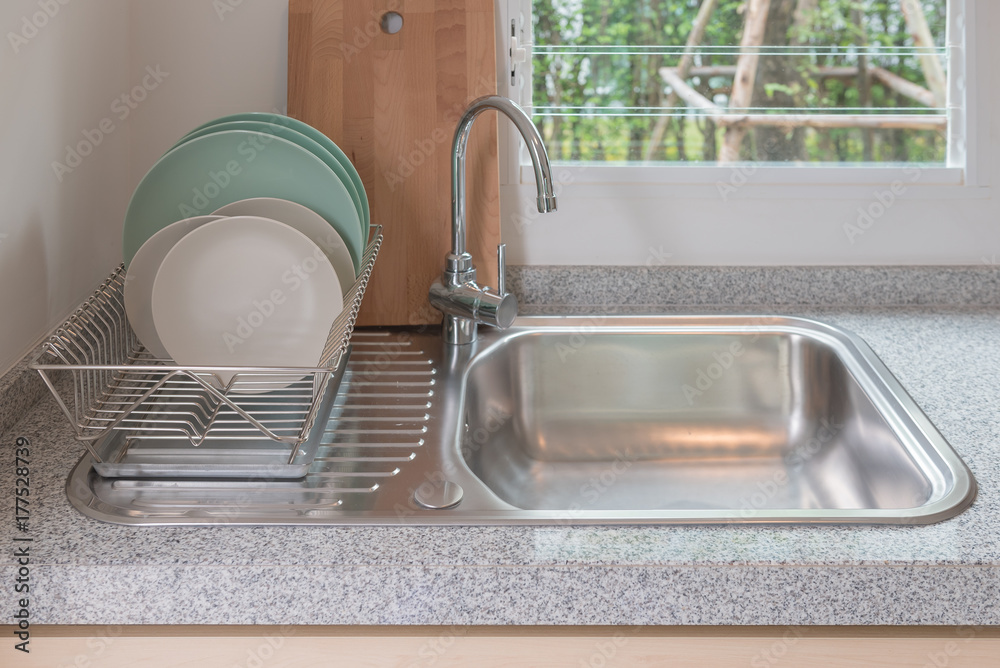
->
[288,0,501,326]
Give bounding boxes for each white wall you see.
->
[127,0,288,193]
[0,0,131,376]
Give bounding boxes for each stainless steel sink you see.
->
[461,317,976,523]
[67,316,976,525]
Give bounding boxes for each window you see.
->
[497,0,992,267]
[526,0,950,166]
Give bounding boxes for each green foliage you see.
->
[764,82,800,99]
[532,0,948,163]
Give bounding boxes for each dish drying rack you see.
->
[31,226,382,479]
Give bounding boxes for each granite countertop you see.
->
[2,302,999,626]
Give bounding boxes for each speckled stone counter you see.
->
[2,300,1000,625]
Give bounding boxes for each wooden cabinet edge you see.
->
[11,624,1000,638]
[5,625,1000,668]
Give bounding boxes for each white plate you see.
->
[124,215,225,359]
[212,198,357,290]
[151,216,343,390]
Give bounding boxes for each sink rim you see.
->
[456,314,978,525]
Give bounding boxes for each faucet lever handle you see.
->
[497,243,507,296]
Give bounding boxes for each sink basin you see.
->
[459,316,976,524]
[67,316,976,525]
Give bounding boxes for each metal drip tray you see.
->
[67,318,977,526]
[69,331,436,523]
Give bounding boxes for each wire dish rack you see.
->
[31,226,382,479]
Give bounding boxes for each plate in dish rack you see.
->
[123,130,363,270]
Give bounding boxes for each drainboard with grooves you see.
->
[309,333,434,496]
[90,332,436,521]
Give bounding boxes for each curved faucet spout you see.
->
[432,95,558,346]
[451,95,557,261]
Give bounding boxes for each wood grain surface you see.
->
[289,0,500,326]
[10,626,1000,667]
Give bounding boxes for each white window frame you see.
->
[495,0,995,266]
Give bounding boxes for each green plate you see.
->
[123,130,363,271]
[169,120,364,233]
[186,113,370,241]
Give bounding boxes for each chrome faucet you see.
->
[429,95,557,345]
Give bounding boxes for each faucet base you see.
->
[429,278,518,345]
[443,314,478,345]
